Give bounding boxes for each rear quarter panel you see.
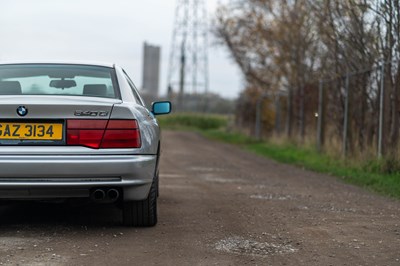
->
[114,65,160,155]
[111,102,159,155]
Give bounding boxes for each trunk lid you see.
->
[0,95,122,146]
[0,95,121,119]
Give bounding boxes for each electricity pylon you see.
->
[167,0,209,110]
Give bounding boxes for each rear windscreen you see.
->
[0,64,118,99]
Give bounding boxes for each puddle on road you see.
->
[250,194,294,201]
[215,236,298,257]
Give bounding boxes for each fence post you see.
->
[255,97,262,140]
[275,93,281,134]
[378,62,385,158]
[286,88,293,138]
[317,80,324,152]
[300,85,305,142]
[343,73,350,157]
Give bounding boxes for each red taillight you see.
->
[101,120,141,148]
[107,120,138,129]
[67,119,141,149]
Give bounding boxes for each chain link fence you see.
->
[255,61,399,158]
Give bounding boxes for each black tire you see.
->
[155,171,159,198]
[122,180,158,227]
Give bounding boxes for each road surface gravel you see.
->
[0,130,399,265]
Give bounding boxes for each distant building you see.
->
[141,42,161,104]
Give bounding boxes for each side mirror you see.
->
[152,101,171,115]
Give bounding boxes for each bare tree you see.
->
[214,0,400,157]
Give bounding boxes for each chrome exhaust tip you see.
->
[107,188,120,202]
[92,189,106,202]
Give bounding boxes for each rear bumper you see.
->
[0,154,157,201]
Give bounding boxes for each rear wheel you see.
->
[155,171,159,197]
[122,180,158,227]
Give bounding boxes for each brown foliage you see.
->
[214,0,400,157]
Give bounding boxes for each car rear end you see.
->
[0,63,160,226]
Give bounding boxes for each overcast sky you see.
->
[0,0,242,99]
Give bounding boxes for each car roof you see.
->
[0,60,115,68]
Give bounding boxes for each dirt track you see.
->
[0,130,399,265]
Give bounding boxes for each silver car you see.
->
[0,62,171,227]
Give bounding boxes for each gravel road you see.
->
[0,130,399,265]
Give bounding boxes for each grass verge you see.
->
[157,113,228,130]
[159,113,400,199]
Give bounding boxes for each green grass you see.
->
[160,113,400,199]
[157,113,228,130]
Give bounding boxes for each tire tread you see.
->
[122,180,157,227]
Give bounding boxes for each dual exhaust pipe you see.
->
[91,188,120,203]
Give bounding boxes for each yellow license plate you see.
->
[0,122,63,140]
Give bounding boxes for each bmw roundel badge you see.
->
[17,106,28,117]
